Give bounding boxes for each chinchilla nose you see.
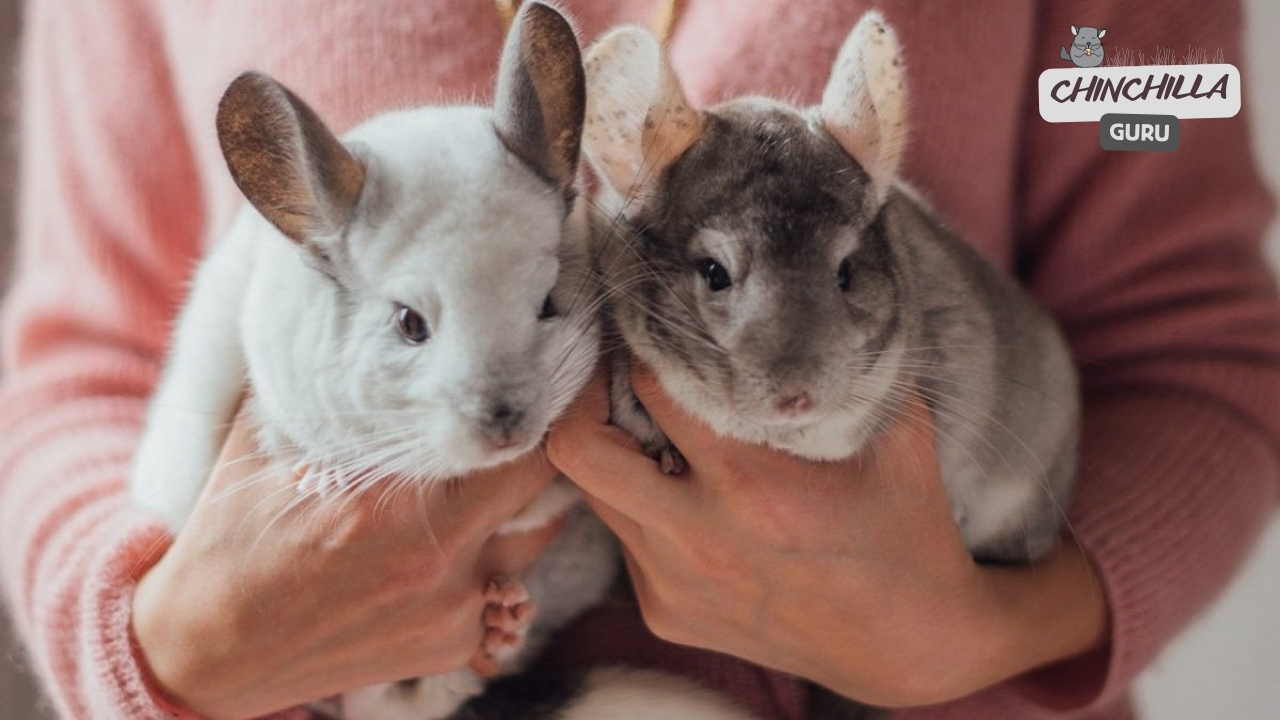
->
[776,392,813,415]
[482,401,527,450]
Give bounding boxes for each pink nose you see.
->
[776,393,812,414]
[486,431,526,452]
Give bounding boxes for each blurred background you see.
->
[0,2,1277,719]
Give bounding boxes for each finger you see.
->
[546,375,680,523]
[201,412,289,509]
[884,391,938,454]
[861,391,941,493]
[478,514,567,578]
[575,487,646,548]
[556,367,612,428]
[629,363,778,468]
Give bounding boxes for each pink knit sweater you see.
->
[3,1,1277,718]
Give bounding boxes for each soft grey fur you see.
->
[592,78,1079,565]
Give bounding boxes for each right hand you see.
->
[131,412,563,720]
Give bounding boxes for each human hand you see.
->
[547,365,1107,707]
[132,411,563,720]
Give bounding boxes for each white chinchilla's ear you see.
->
[582,26,704,199]
[1098,29,1106,39]
[493,0,586,193]
[1071,25,1079,35]
[819,11,907,202]
[216,72,365,251]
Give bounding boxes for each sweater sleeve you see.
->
[0,2,306,718]
[902,2,1280,717]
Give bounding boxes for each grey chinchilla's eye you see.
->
[837,258,853,292]
[395,304,431,344]
[697,258,732,292]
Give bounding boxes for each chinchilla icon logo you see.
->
[1061,25,1107,68]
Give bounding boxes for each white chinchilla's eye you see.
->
[394,304,431,344]
[538,293,558,320]
[697,258,733,292]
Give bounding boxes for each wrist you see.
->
[132,557,242,719]
[132,561,200,712]
[804,542,1109,708]
[975,540,1110,688]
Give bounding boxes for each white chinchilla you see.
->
[129,3,620,718]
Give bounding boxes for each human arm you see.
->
[0,2,558,718]
[0,2,214,717]
[962,0,1280,714]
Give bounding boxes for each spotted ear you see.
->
[819,11,907,203]
[492,0,585,193]
[582,26,704,200]
[216,72,365,252]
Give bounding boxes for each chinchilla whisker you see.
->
[887,362,1069,405]
[867,377,1069,531]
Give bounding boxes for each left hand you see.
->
[547,365,1107,707]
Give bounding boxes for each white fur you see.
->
[342,671,484,720]
[558,668,760,720]
[130,102,614,720]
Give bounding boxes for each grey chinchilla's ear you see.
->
[581,25,704,199]
[492,1,586,193]
[216,72,366,252]
[1071,25,1079,35]
[1098,28,1106,39]
[819,10,907,202]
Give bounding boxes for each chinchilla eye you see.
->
[697,258,733,292]
[837,258,853,292]
[394,304,430,344]
[538,293,558,320]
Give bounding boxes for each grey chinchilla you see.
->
[584,12,1080,567]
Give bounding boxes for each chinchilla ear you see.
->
[582,26,704,200]
[492,1,586,193]
[1071,25,1079,35]
[216,72,366,254]
[1097,28,1106,39]
[819,11,907,202]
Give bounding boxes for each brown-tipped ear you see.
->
[819,11,907,203]
[216,72,366,247]
[582,26,703,200]
[492,1,585,192]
